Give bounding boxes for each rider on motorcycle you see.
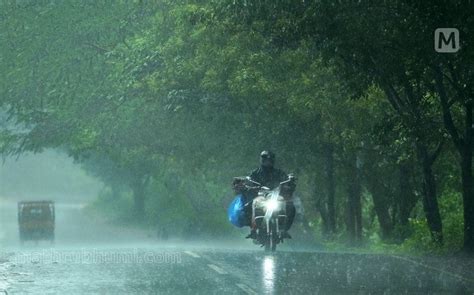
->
[233,150,296,240]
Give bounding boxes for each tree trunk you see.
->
[417,144,443,244]
[131,176,150,219]
[434,65,473,252]
[461,102,474,252]
[316,195,330,236]
[366,175,393,241]
[347,153,362,245]
[461,148,474,251]
[132,183,145,218]
[398,161,415,228]
[324,144,336,234]
[373,195,393,240]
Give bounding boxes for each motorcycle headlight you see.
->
[265,199,279,211]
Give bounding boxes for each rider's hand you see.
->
[288,173,297,182]
[232,178,246,193]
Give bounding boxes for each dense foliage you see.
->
[1,0,473,253]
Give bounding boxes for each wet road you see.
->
[1,201,473,294]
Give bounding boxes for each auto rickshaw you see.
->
[18,201,55,244]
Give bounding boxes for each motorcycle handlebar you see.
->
[245,176,262,186]
[244,175,295,187]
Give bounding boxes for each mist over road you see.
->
[0,201,149,248]
[1,201,473,294]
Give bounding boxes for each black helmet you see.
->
[260,150,275,161]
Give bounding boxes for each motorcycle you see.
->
[231,175,296,252]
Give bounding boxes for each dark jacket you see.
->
[249,167,289,190]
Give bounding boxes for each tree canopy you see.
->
[1,0,473,253]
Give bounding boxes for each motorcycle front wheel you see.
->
[264,221,278,252]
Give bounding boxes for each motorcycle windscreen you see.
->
[227,194,245,228]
